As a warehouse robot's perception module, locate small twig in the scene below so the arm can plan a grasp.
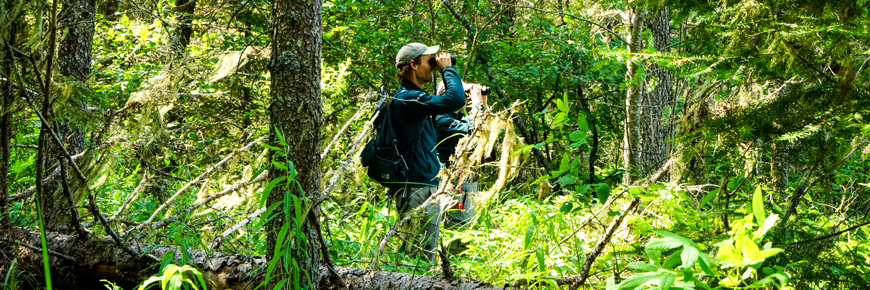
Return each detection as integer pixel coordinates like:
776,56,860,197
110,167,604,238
322,101,372,159
135,171,268,239
2,238,75,263
208,206,266,250
791,220,870,246
438,240,454,279
60,157,89,238
110,175,149,221
570,197,641,289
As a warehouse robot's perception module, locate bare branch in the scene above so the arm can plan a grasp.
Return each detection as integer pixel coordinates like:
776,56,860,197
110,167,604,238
124,136,267,236
208,206,266,250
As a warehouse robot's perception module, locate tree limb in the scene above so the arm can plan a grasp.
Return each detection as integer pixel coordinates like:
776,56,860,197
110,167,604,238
492,3,628,45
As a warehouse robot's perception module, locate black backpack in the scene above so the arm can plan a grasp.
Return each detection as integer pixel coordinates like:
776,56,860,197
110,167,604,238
360,89,424,186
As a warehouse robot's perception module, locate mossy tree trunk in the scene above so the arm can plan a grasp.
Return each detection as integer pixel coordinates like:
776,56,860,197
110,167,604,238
42,0,95,232
0,13,19,270
266,0,323,288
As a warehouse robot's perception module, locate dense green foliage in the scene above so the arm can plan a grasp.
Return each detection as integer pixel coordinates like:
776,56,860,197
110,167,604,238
1,0,869,289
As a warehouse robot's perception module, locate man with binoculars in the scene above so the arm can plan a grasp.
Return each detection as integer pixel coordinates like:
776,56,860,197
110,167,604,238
388,42,466,261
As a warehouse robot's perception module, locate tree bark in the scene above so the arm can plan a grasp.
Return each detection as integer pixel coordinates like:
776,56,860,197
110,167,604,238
637,7,673,177
623,7,674,183
174,0,196,51
267,0,323,288
14,229,510,290
622,8,644,184
1,16,18,270
42,0,95,232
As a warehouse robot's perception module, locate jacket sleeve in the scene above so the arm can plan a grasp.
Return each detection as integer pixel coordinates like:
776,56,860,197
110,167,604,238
395,67,465,116
435,113,473,136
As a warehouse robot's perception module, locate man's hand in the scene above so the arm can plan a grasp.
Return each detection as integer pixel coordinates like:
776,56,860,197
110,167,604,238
433,52,453,70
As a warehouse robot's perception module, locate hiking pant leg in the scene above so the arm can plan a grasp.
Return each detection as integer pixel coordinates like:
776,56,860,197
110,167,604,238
405,186,440,261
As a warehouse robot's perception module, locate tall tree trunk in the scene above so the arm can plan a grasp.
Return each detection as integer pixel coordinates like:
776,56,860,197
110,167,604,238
623,7,674,183
42,0,95,231
637,7,673,176
174,0,195,51
0,16,19,270
622,8,644,184
266,0,323,288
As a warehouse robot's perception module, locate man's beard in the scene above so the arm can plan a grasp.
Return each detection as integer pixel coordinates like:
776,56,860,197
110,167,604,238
421,70,434,83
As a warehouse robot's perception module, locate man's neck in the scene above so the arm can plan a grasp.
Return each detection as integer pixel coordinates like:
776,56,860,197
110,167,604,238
405,76,426,91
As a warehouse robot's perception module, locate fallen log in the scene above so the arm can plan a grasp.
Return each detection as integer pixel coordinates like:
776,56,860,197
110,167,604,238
15,229,510,290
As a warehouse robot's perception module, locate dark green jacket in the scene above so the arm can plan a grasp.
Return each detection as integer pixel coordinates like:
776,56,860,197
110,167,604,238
435,112,472,164
389,66,465,188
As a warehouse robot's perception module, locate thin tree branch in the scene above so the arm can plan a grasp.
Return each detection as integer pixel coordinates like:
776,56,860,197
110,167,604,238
208,206,266,250
492,3,628,45
60,157,89,238
1,238,76,262
322,100,371,159
124,136,266,237
791,220,870,245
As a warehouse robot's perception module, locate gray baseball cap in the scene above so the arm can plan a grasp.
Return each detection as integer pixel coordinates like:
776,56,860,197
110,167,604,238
395,43,439,68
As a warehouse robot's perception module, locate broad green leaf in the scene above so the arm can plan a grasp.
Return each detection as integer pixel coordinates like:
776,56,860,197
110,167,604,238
618,273,659,290
742,236,759,260
627,261,658,272
681,245,699,269
555,175,577,186
531,174,551,185
595,183,611,204
697,255,715,276
659,272,676,290
698,190,716,208
662,250,681,269
577,114,589,133
559,203,574,214
569,130,586,142
653,230,702,250
140,26,149,41
606,277,618,290
512,144,535,156
717,243,738,262
646,249,662,265
646,237,683,251
752,248,783,260
752,186,765,225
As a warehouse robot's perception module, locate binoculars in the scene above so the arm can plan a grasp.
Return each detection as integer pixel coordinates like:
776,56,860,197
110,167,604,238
428,55,457,68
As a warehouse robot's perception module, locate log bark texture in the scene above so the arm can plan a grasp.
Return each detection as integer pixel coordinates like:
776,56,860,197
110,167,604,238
14,229,510,290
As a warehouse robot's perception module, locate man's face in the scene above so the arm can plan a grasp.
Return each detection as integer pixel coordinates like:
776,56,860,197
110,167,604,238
414,54,435,83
